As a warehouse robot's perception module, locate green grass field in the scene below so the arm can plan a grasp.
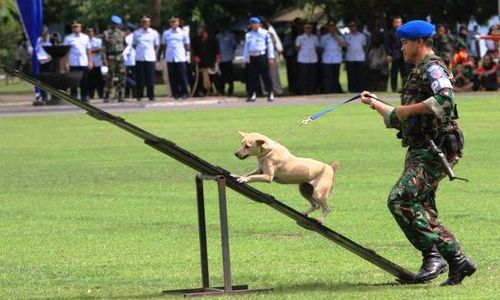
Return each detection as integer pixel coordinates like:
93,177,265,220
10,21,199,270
0,94,498,299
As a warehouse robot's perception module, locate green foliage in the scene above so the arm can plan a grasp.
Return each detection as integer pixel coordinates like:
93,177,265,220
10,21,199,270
0,0,21,66
307,0,497,30
0,94,499,298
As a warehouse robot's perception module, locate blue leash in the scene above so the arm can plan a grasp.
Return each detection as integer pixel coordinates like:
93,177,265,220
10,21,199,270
277,94,394,141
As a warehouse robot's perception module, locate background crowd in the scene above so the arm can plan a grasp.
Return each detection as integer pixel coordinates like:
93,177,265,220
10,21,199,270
13,14,500,104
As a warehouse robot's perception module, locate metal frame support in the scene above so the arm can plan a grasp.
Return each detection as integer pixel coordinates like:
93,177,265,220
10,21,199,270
163,174,271,297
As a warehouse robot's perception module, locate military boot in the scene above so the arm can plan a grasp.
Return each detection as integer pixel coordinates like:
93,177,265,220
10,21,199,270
118,91,124,102
440,251,476,286
413,245,447,283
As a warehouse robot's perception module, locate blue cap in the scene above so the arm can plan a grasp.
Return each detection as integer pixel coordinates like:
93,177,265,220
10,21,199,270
249,17,261,24
111,15,122,25
396,20,435,40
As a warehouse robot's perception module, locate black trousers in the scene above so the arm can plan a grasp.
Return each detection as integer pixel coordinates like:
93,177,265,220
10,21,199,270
390,57,409,92
321,63,343,93
219,61,234,95
69,66,89,101
284,55,298,94
346,61,365,93
88,66,104,98
167,62,189,98
297,62,318,95
39,62,51,101
247,55,272,95
125,66,137,98
136,61,155,100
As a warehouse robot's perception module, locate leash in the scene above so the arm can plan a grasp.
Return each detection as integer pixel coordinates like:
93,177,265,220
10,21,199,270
276,93,395,142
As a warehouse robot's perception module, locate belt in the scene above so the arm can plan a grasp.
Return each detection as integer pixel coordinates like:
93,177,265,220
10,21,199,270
249,51,266,56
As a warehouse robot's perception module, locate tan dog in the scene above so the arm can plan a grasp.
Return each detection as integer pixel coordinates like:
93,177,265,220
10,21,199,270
233,132,338,223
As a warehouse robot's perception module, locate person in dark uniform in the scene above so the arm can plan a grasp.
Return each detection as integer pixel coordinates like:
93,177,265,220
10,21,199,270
385,16,409,92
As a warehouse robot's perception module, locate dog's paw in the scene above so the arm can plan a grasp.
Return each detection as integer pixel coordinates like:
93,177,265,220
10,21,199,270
236,176,249,183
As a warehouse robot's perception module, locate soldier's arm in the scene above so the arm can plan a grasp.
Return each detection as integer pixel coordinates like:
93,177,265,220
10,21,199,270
419,63,455,121
361,91,401,129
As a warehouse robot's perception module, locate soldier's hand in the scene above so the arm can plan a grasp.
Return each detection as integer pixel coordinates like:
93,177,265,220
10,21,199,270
268,59,274,65
360,91,376,105
88,62,93,70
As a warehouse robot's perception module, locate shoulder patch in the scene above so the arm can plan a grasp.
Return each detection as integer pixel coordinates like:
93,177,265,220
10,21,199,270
427,63,452,93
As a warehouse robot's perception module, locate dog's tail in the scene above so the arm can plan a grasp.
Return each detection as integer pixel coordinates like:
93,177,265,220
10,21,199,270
331,160,339,173
330,160,339,191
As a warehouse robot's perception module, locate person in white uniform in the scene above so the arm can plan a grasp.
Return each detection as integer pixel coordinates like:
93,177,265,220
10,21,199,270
320,23,346,93
344,20,367,92
87,27,105,99
63,21,93,102
122,23,137,99
295,22,319,94
133,15,159,101
35,27,52,103
161,16,190,99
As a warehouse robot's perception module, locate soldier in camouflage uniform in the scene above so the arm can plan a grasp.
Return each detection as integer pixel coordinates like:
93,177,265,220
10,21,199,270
103,15,126,102
360,20,476,286
433,24,453,66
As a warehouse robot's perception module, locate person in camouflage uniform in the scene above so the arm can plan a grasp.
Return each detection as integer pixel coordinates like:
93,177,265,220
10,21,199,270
360,20,476,286
433,24,453,66
103,15,126,102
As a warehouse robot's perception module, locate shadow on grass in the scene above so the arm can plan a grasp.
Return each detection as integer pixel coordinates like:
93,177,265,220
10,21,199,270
29,280,433,300
273,279,431,293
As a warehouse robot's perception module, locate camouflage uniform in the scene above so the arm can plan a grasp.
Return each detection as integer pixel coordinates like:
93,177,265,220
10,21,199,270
103,27,126,101
384,53,462,257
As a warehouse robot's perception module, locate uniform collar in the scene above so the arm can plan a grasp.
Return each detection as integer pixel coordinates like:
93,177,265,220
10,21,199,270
416,51,435,67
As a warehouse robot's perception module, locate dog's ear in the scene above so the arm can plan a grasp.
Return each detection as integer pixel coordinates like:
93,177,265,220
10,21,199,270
238,131,248,138
256,139,267,150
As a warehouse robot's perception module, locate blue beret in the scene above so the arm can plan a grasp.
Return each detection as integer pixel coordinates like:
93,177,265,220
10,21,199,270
111,15,122,25
396,20,435,40
249,17,261,24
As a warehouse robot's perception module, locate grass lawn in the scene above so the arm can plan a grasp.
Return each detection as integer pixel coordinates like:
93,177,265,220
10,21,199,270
0,94,498,299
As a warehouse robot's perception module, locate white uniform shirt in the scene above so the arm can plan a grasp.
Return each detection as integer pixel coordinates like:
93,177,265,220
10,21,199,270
89,37,104,67
36,37,52,64
243,27,275,63
63,33,91,66
320,34,344,64
295,33,319,63
161,27,190,63
344,32,366,62
123,33,136,66
133,27,160,62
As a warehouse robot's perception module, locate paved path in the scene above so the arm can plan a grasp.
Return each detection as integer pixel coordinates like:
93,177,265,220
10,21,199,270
0,93,397,117
0,91,494,117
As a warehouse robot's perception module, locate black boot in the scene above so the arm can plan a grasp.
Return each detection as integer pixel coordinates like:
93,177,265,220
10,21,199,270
413,246,447,283
440,251,476,286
